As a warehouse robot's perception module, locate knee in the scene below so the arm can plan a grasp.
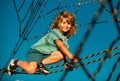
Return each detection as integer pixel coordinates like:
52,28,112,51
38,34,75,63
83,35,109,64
54,54,63,61
57,54,64,60
26,67,36,74
51,51,64,60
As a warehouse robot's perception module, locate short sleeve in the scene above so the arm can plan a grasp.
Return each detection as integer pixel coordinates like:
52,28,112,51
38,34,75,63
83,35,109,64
50,29,68,47
49,29,62,40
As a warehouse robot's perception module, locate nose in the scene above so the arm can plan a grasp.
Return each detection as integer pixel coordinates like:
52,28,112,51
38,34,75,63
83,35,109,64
65,23,69,26
65,23,68,27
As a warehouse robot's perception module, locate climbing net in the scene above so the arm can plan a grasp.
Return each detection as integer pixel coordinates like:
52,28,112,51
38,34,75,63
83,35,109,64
0,0,120,81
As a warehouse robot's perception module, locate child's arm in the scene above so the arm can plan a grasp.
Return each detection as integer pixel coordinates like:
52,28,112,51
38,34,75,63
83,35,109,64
55,39,79,62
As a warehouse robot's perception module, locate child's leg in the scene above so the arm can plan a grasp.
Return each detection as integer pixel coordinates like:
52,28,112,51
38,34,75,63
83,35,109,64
17,61,38,74
42,51,65,65
8,59,38,76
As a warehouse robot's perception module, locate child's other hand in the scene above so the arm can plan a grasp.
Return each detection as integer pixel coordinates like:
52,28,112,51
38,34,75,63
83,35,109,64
72,57,79,63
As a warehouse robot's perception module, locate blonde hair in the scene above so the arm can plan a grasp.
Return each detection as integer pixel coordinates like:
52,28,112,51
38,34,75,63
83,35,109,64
51,11,76,38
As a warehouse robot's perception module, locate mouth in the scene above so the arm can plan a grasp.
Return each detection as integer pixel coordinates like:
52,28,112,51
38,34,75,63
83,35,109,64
63,28,69,32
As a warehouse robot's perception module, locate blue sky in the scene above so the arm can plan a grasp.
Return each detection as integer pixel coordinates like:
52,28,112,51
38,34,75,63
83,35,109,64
0,0,120,81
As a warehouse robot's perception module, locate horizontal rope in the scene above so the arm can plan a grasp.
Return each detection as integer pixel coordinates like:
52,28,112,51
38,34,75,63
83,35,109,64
48,45,120,69
1,52,119,75
0,46,119,75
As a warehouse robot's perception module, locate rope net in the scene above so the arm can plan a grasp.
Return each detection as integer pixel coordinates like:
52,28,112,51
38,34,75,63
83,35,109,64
0,46,120,74
0,0,120,81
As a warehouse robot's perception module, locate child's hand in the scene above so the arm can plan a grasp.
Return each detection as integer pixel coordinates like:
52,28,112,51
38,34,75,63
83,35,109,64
72,57,79,63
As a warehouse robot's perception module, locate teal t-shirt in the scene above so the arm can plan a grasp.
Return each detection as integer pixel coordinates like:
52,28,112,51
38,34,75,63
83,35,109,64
31,29,68,54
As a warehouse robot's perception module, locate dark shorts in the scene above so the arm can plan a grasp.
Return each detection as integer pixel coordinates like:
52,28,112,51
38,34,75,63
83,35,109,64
26,48,50,64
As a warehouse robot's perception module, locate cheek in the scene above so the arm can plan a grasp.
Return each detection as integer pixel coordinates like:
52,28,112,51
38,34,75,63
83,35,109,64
68,25,72,28
60,24,64,28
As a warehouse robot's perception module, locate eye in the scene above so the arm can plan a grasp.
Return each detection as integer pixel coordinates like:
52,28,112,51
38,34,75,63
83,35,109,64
68,22,71,24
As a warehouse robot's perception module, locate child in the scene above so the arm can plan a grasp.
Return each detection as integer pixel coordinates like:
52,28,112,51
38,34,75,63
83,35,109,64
8,11,79,76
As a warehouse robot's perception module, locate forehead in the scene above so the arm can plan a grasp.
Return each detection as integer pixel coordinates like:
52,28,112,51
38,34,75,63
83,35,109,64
60,18,71,22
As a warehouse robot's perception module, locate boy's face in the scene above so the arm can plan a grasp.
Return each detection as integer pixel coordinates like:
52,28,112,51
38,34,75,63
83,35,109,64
59,18,72,33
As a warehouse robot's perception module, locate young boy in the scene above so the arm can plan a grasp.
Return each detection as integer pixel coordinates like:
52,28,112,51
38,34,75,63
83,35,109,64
8,11,79,76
